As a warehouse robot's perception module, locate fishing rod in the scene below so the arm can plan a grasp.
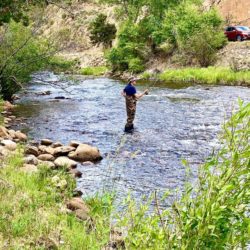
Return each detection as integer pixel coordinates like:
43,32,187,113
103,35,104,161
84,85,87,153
144,72,160,95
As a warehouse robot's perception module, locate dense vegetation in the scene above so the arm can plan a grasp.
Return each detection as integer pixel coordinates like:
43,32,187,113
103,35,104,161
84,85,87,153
89,14,117,47
0,101,249,249
103,0,226,72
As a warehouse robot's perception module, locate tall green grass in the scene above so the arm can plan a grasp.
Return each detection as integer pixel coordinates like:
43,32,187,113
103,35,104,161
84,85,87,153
0,150,112,249
159,67,250,86
80,66,108,76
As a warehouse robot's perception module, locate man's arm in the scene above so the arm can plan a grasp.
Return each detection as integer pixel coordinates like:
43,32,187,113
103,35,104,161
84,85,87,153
135,89,149,99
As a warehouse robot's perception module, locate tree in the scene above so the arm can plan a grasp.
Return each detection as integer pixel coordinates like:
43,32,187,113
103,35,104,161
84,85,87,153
89,14,116,47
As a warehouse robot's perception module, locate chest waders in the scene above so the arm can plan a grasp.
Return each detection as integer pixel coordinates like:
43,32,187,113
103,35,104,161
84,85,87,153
125,95,137,132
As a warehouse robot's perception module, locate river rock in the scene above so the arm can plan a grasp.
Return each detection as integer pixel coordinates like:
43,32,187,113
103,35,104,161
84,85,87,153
52,142,63,148
75,209,89,221
69,140,81,148
81,161,94,166
38,145,47,153
25,155,38,165
43,146,55,155
7,129,16,139
38,154,55,161
73,188,83,197
66,197,90,212
0,126,10,138
4,117,12,123
38,160,56,169
54,156,77,169
20,164,38,173
25,145,39,156
53,146,75,156
15,131,27,141
41,139,53,146
1,140,17,151
69,169,82,178
68,144,102,162
0,146,11,156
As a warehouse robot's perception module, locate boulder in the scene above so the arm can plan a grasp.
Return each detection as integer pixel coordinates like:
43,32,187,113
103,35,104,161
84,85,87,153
54,156,77,169
52,142,63,148
53,146,75,156
25,145,39,156
38,160,56,169
75,209,90,221
69,169,82,178
68,144,102,162
38,145,47,154
7,129,16,139
43,146,55,155
38,154,55,161
1,139,17,151
69,140,81,148
0,126,10,138
15,131,27,141
24,155,38,165
66,197,90,212
4,117,12,123
0,146,11,156
73,188,83,197
20,164,38,173
41,139,53,146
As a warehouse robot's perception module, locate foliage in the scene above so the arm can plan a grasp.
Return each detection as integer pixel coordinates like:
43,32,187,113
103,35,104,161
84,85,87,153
156,4,226,66
0,21,61,100
119,101,250,249
89,14,116,47
0,150,113,249
159,67,250,86
80,66,108,76
106,20,150,72
104,0,226,71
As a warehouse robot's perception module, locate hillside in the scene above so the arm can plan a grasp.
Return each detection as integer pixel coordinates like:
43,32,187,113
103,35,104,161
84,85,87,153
39,0,250,71
39,1,115,67
204,0,250,26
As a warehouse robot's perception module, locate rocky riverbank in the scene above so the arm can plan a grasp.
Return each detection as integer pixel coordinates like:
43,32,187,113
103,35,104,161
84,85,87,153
0,100,124,249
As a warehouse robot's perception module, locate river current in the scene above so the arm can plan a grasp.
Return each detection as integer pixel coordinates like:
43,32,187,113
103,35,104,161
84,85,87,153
13,72,250,204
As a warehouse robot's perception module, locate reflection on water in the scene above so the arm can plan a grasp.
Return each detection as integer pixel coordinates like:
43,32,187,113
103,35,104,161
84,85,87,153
13,72,250,205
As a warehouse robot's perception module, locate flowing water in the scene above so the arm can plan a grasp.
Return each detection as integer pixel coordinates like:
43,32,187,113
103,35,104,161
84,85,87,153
13,72,250,205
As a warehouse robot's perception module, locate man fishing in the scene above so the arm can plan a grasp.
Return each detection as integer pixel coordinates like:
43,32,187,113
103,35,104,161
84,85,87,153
122,77,149,132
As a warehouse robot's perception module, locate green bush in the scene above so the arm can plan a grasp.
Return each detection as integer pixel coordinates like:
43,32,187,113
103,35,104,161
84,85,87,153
128,58,145,73
155,3,226,66
106,21,149,72
89,14,116,47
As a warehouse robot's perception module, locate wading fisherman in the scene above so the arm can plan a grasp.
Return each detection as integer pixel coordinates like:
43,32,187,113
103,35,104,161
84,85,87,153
122,77,148,132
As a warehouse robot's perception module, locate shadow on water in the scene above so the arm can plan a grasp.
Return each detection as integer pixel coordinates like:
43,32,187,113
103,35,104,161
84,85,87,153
12,72,250,207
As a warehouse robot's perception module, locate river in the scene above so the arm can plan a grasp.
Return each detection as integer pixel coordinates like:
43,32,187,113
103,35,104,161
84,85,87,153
12,72,250,205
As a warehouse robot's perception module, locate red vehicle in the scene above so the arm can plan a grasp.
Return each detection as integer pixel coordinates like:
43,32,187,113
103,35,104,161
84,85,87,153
225,26,250,41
